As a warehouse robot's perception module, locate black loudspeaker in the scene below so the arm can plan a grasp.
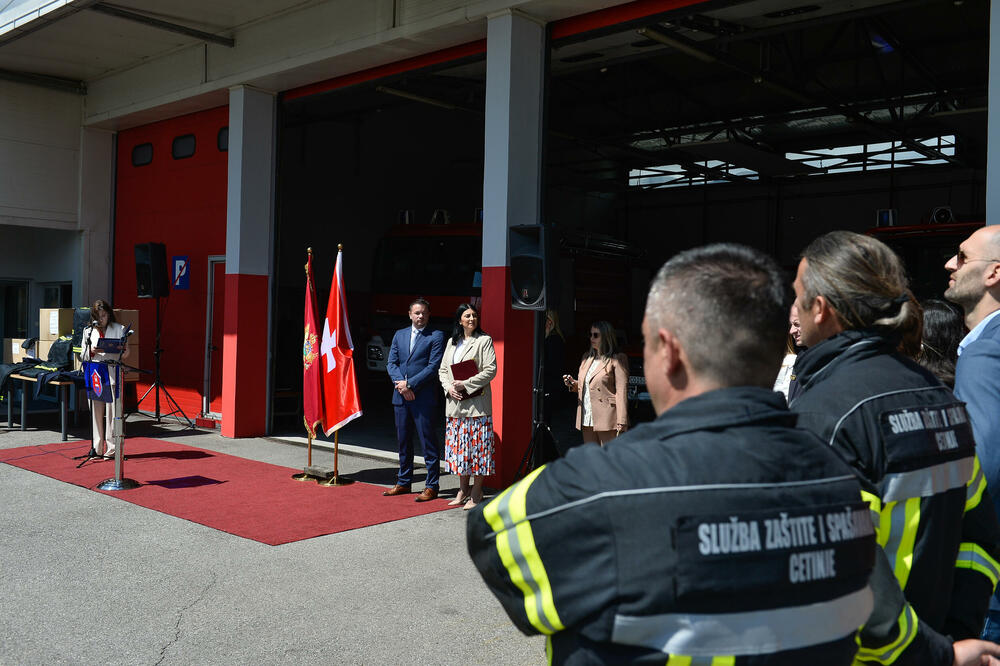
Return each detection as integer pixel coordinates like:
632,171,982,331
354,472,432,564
135,242,169,298
510,225,549,311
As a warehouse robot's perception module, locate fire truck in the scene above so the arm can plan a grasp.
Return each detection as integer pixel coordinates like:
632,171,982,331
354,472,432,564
364,223,482,375
867,219,983,299
362,221,655,421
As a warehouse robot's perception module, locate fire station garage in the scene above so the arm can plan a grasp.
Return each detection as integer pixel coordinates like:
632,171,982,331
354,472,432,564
269,0,990,439
0,0,994,486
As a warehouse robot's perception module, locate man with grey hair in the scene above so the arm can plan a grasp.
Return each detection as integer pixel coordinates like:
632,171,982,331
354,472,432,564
467,243,878,664
944,225,1000,641
790,230,1000,666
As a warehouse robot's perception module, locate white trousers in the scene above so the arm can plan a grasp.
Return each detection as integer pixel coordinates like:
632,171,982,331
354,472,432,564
90,396,121,456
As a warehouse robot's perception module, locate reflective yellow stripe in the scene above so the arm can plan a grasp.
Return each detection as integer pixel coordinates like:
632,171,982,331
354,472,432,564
956,543,1000,588
854,604,918,665
966,456,987,512
894,497,921,590
860,490,882,535
877,496,921,590
482,466,564,634
546,636,553,665
666,656,734,665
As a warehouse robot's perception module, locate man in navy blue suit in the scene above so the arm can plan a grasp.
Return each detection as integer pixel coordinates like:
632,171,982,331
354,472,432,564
384,298,445,502
945,225,1000,640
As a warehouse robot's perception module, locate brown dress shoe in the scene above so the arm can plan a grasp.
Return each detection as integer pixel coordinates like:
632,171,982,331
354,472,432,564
414,487,439,502
382,484,411,496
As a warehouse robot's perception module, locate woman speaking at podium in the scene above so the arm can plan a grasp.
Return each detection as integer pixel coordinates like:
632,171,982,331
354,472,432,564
80,299,130,459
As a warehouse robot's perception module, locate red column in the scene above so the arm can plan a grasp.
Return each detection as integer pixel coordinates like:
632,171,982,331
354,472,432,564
221,273,269,437
481,266,535,488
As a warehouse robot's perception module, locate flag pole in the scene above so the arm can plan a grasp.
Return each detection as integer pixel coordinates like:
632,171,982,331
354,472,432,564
293,247,318,482
318,243,355,487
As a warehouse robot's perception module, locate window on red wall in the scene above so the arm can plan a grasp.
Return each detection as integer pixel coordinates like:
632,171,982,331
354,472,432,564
172,134,196,160
131,143,153,167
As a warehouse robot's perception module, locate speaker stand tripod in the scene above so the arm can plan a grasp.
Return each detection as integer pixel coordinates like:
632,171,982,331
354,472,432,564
515,310,560,481
135,295,194,428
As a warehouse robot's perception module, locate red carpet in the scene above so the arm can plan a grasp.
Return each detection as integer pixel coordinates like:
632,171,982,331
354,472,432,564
0,438,456,545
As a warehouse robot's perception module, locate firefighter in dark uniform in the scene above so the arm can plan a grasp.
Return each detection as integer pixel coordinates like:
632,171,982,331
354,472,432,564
790,231,1000,666
468,244,878,664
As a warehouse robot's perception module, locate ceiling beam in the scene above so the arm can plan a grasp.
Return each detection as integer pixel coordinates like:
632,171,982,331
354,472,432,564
88,3,235,48
636,25,963,167
0,67,86,94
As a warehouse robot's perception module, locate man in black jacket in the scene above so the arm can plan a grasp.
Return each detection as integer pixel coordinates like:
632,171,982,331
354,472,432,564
468,244,879,664
790,230,1000,666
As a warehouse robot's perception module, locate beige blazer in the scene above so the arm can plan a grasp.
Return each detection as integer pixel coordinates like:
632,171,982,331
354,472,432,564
573,353,629,431
438,334,497,418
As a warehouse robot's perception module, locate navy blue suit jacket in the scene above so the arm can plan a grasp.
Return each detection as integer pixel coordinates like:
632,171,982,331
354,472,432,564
956,312,1000,517
386,326,445,407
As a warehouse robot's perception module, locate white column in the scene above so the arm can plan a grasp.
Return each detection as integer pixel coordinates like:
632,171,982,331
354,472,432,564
989,0,1000,225
226,85,276,277
78,127,115,303
483,9,546,266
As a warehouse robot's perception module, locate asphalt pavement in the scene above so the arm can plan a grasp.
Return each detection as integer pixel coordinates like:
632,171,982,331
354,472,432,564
0,410,545,665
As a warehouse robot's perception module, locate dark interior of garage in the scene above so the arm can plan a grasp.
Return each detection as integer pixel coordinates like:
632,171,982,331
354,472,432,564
270,0,988,444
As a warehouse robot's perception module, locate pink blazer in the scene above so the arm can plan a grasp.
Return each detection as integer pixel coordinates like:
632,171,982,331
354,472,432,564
573,353,629,431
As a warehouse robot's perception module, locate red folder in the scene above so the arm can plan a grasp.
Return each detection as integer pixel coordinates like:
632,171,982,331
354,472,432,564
451,359,483,399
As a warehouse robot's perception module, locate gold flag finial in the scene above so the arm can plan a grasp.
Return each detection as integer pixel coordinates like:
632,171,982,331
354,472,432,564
338,243,343,251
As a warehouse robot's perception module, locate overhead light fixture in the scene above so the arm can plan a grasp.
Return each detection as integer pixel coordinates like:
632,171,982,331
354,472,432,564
636,27,717,63
764,5,821,19
375,86,457,111
559,51,604,63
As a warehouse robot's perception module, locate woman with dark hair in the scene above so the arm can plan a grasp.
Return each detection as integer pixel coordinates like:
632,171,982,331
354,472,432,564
918,298,966,387
563,320,629,445
80,299,130,459
438,303,497,510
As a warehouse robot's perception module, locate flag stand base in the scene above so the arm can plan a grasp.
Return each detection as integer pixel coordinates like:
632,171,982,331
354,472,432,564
317,473,354,487
97,477,141,491
291,472,319,482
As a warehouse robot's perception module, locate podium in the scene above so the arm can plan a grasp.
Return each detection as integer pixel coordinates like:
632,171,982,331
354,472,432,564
83,335,139,491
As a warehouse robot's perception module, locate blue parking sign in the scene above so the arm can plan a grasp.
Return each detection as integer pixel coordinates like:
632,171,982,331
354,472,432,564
172,255,190,290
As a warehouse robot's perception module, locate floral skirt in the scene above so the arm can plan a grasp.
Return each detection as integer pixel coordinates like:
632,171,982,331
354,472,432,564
445,415,495,476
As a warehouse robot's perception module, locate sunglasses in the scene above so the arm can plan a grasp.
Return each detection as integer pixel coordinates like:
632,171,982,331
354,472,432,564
956,248,1000,266
590,332,601,338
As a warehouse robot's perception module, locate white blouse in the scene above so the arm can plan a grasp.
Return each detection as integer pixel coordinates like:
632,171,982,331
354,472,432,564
581,358,601,427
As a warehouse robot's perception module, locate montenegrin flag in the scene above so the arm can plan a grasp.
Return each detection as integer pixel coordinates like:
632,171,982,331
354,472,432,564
302,248,324,438
320,246,362,434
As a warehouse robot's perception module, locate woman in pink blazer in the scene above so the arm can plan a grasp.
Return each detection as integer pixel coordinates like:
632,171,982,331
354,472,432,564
563,320,629,446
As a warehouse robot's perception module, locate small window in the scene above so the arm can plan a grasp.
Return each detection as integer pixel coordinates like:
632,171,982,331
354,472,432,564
42,283,73,308
217,127,228,152
172,134,196,160
131,143,153,167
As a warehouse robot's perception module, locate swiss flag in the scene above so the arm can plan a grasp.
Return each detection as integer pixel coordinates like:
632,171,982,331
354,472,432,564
320,246,362,434
302,249,324,438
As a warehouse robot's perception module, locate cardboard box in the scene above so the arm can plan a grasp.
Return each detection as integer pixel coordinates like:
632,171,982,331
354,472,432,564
37,339,55,362
40,308,74,340
113,309,140,346
11,338,36,363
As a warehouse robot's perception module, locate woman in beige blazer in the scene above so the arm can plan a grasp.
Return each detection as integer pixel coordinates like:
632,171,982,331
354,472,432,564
439,303,497,510
563,320,629,446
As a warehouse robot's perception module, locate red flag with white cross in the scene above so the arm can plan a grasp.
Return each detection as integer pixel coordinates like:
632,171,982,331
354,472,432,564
320,246,362,434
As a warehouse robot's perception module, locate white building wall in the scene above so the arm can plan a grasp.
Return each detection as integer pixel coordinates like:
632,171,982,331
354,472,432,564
0,80,81,229
0,80,115,333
